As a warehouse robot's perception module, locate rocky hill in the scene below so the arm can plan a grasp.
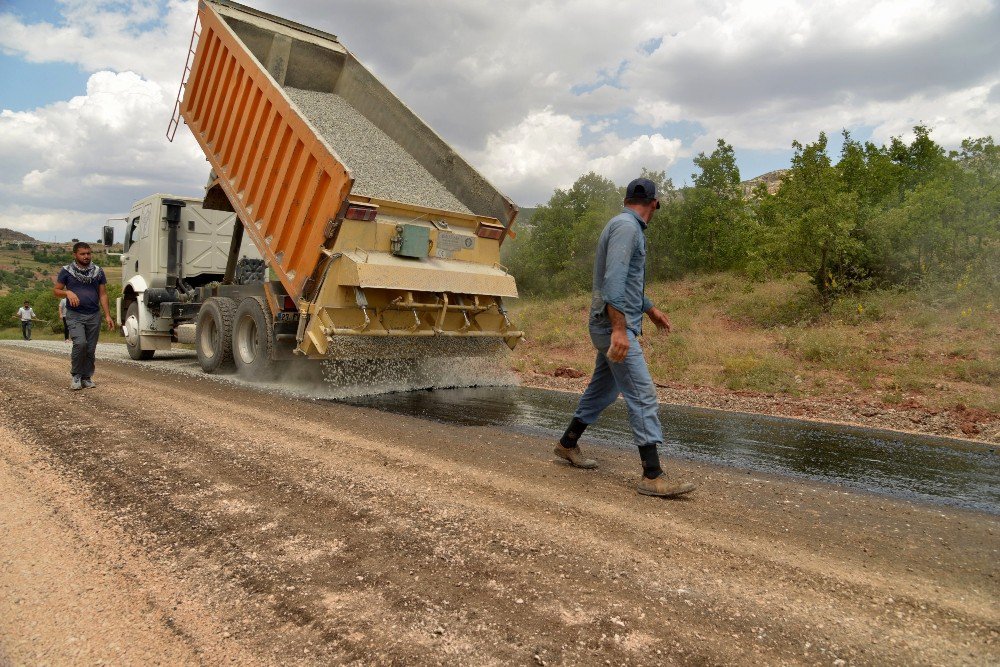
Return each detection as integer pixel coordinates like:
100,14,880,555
0,228,40,244
741,169,788,196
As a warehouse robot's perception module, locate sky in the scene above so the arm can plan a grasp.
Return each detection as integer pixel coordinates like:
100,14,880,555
0,0,998,242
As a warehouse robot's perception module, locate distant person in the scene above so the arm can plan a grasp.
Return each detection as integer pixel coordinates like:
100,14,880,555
59,297,69,342
553,178,696,498
53,242,114,390
14,300,37,340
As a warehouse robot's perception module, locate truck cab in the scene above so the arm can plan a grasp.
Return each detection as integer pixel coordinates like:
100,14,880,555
119,194,261,358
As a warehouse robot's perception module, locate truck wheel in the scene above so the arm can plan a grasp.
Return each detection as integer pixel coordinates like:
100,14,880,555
233,297,275,380
196,297,237,373
124,300,155,360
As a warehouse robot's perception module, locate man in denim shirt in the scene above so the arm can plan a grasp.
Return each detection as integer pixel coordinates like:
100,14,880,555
554,178,696,498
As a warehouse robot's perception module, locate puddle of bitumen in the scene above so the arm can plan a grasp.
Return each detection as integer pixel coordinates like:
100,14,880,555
341,386,1000,514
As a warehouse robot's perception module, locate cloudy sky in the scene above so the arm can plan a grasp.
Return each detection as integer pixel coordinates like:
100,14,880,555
1,0,998,241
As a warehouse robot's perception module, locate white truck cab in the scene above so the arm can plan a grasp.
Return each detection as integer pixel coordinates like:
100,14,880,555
119,194,261,358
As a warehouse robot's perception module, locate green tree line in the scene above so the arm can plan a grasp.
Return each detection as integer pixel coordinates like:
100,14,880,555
505,127,999,305
1,268,122,332
2,286,62,330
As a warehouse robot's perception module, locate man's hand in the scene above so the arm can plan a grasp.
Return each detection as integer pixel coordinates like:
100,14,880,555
104,314,115,331
606,305,631,363
65,290,80,308
647,307,672,334
608,328,630,363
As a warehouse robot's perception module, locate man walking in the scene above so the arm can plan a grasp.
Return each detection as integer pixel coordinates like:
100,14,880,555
54,242,115,390
554,177,696,498
14,300,37,340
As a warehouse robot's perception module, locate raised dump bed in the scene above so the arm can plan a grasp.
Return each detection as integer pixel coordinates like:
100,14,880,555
178,0,517,303
162,0,521,376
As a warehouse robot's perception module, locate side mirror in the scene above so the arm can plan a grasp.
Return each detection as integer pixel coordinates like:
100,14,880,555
102,226,114,246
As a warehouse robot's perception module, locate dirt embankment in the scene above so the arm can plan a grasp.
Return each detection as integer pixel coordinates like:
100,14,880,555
0,345,996,665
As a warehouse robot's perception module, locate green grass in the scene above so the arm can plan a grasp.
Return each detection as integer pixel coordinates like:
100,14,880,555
720,353,797,394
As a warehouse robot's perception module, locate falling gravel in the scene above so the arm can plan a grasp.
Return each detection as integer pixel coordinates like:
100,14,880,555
285,87,472,214
2,340,515,400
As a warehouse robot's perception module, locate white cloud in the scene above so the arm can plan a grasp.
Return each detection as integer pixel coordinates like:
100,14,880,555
0,0,197,86
476,109,682,204
688,75,1000,153
476,108,589,202
631,100,684,127
627,0,999,151
588,133,683,185
0,69,207,238
0,204,116,240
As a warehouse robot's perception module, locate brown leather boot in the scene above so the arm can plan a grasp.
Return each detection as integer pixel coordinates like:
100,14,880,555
636,475,696,497
553,444,598,469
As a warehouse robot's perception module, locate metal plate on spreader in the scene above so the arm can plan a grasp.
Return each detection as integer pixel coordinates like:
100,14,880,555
434,230,476,258
392,224,430,258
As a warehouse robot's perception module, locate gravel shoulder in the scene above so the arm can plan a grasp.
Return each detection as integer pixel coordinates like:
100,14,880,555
521,370,1000,445
0,343,996,665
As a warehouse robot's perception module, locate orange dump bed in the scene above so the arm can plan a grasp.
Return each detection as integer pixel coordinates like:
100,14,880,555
177,0,517,303
180,2,351,302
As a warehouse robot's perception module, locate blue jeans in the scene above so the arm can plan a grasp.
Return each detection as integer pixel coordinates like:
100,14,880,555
573,328,663,447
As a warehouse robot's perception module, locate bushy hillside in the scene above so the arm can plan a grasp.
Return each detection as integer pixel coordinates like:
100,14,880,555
509,272,998,415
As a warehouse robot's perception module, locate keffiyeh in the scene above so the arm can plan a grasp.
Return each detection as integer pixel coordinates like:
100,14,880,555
63,261,103,284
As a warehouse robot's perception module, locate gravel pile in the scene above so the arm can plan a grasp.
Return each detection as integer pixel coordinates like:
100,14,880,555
285,87,472,214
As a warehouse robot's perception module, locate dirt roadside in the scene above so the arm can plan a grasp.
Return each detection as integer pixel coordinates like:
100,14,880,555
0,345,996,665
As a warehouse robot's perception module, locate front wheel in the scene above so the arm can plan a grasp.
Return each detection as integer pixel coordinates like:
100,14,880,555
124,300,155,360
233,297,276,380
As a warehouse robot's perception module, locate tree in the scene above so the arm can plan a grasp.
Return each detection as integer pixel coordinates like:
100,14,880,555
674,139,751,272
888,124,949,194
636,168,679,280
771,133,862,301
508,172,620,295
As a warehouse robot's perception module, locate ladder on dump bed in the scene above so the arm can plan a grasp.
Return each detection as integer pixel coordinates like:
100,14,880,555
166,13,202,142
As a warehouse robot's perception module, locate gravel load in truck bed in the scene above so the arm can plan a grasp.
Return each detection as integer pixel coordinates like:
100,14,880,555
284,87,472,214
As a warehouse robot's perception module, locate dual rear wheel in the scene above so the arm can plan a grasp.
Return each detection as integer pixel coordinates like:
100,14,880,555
195,296,276,379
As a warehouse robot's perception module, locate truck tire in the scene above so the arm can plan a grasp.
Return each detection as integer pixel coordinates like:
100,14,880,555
232,297,276,380
124,300,155,360
196,297,237,373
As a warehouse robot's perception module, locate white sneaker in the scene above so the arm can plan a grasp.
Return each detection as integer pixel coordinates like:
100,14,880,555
82,378,96,389
71,377,83,391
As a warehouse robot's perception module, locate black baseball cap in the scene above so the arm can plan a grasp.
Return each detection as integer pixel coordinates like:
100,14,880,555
626,177,660,209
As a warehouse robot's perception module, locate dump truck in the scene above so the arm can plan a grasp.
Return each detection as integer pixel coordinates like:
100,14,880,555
119,0,521,378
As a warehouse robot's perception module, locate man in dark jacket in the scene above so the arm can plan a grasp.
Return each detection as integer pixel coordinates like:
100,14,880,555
554,178,696,498
53,242,114,390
